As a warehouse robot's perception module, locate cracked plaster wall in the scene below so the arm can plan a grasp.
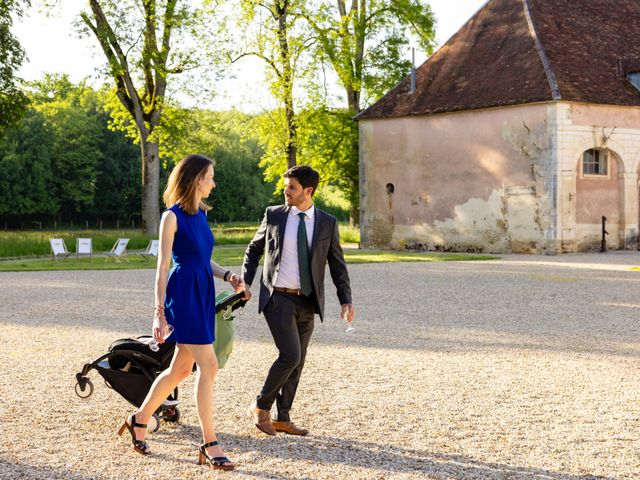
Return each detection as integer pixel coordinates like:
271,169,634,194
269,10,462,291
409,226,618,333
359,103,554,253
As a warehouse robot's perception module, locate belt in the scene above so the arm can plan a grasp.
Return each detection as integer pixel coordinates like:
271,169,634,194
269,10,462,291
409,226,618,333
273,286,304,296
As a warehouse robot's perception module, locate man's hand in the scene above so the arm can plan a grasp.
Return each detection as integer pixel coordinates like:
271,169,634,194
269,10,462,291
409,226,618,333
341,303,355,323
240,286,252,301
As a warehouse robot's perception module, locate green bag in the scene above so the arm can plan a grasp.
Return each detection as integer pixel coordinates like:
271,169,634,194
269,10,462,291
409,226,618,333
214,290,245,368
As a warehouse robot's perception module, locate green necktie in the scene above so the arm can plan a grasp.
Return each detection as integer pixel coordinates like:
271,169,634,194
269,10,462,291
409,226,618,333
297,212,313,296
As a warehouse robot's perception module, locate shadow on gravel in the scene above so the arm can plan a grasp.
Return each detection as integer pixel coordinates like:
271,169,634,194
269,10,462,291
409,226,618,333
0,459,96,480
0,433,616,480
222,433,614,480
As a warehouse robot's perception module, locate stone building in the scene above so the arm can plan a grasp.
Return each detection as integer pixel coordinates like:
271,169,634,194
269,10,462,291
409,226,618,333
356,0,640,253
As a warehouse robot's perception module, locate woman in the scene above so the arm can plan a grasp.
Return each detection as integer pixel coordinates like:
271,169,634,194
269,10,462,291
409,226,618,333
117,154,243,471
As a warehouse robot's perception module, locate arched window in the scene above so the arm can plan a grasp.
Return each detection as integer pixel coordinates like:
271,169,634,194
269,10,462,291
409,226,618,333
582,148,608,176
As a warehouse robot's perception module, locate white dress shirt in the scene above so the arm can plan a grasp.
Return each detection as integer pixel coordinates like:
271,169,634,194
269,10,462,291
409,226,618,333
274,205,315,290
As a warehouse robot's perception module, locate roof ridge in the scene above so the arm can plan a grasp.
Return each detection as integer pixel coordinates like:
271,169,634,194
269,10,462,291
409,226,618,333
522,0,561,100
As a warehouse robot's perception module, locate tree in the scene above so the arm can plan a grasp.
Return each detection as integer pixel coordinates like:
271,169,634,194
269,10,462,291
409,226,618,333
154,107,277,222
29,75,102,218
300,0,436,223
296,107,358,214
303,0,436,113
0,109,56,218
230,0,312,170
0,0,29,130
79,0,214,234
90,102,142,221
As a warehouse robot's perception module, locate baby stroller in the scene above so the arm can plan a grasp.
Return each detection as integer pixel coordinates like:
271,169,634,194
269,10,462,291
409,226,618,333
74,290,247,432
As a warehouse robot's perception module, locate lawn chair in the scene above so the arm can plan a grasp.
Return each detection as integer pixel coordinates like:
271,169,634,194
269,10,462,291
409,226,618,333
105,238,129,262
76,238,93,261
50,238,71,261
138,239,159,261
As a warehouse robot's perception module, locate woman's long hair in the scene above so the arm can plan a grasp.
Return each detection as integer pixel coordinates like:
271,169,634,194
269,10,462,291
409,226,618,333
163,154,213,215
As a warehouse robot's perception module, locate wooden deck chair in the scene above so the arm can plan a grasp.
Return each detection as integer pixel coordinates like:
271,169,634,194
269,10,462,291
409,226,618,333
138,239,159,261
76,238,93,261
50,238,71,261
105,238,129,262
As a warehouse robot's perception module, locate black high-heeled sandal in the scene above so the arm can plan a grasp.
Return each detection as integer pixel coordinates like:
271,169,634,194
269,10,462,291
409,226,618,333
198,440,235,471
117,414,151,455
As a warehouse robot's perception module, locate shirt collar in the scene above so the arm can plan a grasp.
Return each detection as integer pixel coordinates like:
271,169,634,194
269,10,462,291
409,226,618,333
290,204,315,220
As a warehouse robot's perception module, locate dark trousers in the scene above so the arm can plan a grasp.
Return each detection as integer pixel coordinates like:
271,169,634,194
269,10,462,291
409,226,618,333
256,291,315,422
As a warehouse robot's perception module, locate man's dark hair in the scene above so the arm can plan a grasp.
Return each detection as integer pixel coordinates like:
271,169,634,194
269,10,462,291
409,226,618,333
283,165,320,196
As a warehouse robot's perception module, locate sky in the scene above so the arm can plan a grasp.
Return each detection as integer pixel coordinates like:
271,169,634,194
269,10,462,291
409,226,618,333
13,1,487,111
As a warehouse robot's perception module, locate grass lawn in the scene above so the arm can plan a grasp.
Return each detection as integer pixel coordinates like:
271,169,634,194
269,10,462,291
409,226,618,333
0,245,498,272
0,224,359,258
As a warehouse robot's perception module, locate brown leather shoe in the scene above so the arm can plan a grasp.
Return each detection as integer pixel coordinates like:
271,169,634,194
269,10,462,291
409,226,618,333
272,421,309,436
248,402,276,436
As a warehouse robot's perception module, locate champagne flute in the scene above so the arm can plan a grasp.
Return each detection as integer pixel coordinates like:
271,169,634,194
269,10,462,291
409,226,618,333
149,324,174,352
342,309,355,333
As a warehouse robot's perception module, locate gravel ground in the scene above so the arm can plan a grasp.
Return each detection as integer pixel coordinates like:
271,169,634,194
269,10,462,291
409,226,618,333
1,253,640,479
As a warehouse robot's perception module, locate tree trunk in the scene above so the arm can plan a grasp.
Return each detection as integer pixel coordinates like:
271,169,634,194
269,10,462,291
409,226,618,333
350,205,358,227
285,96,297,169
277,1,297,169
140,135,160,235
347,87,360,116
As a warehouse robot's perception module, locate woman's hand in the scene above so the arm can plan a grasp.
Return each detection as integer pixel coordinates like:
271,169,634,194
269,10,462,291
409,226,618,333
228,273,245,291
153,308,168,342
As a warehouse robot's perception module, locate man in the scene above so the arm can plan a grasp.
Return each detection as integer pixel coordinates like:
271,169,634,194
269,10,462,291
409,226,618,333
241,165,355,436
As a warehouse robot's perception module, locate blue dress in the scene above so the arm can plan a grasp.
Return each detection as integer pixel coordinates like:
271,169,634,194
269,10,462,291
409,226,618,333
164,204,216,344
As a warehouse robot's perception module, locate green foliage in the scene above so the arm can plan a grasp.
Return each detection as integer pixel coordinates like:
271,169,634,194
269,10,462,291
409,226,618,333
0,229,153,258
0,0,29,130
0,109,57,216
297,107,359,214
287,1,438,222
302,0,436,111
0,74,278,225
227,2,437,222
314,186,350,221
165,109,277,222
78,0,224,234
32,76,102,215
338,223,360,243
0,75,142,223
0,242,498,271
251,109,289,189
342,250,499,264
0,225,258,258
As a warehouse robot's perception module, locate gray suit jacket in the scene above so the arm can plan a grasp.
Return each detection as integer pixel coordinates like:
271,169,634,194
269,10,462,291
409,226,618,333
242,205,352,320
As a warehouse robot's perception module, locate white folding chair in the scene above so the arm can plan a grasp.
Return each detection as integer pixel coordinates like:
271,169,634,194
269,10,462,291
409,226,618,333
138,239,159,261
105,238,129,262
50,238,71,261
76,238,93,261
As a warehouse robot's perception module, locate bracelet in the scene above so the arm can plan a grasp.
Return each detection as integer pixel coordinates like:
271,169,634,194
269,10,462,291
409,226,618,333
223,270,231,282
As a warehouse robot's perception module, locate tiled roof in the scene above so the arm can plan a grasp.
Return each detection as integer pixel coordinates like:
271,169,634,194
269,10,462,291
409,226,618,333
356,0,640,120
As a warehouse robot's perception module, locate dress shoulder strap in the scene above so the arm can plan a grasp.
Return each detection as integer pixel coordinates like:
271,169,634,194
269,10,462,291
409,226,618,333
163,204,183,228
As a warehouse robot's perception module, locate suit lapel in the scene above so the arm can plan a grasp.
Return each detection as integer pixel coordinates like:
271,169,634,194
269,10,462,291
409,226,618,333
277,206,289,250
310,208,321,257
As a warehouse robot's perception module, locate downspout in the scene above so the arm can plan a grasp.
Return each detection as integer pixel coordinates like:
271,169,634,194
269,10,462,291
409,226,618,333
522,0,562,252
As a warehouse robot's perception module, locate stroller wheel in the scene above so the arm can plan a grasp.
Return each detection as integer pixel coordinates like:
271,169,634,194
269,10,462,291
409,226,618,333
148,413,161,433
163,407,180,423
74,378,94,399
